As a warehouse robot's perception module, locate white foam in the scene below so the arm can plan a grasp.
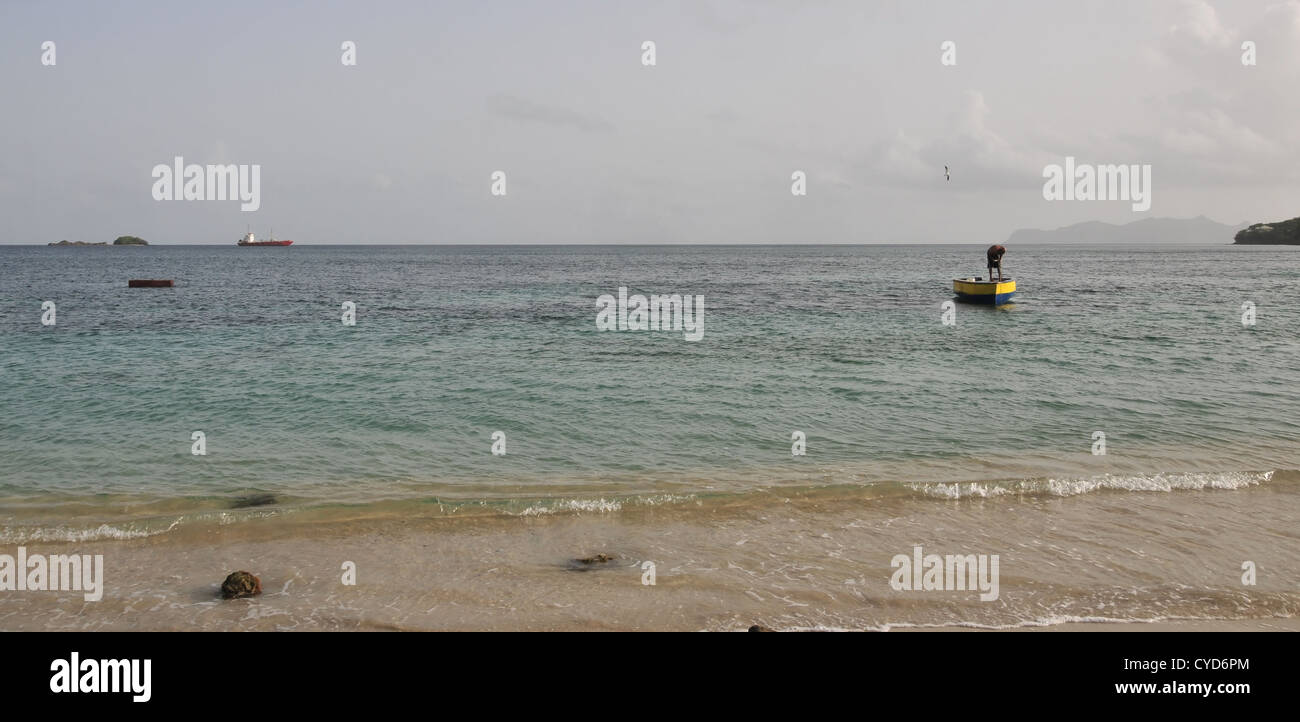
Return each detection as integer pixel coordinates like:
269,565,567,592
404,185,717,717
909,470,1272,500
771,613,1283,633
515,493,695,517
518,498,622,516
0,518,182,543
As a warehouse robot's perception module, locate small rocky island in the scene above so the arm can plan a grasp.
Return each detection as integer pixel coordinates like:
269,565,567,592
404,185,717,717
1234,217,1300,245
49,236,149,246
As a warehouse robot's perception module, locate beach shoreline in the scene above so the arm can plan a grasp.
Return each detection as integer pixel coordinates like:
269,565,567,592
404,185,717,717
3,480,1296,632
888,619,1300,632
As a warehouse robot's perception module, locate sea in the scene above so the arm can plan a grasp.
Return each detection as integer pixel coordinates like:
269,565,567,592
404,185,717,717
1,243,1297,630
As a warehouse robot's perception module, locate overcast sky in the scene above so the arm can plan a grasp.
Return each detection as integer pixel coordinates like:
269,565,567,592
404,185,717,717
1,0,1297,244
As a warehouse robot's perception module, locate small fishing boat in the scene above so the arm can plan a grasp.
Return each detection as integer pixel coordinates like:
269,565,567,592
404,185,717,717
953,277,1016,305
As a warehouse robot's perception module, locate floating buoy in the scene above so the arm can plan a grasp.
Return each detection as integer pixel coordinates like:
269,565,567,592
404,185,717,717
128,279,173,288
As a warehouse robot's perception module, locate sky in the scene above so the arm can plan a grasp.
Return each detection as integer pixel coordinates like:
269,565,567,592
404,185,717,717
1,0,1297,244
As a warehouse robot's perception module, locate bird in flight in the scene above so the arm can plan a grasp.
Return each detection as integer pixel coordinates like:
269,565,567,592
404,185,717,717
944,165,950,181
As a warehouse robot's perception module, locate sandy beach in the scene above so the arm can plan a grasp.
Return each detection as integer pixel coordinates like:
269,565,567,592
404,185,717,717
3,478,1296,632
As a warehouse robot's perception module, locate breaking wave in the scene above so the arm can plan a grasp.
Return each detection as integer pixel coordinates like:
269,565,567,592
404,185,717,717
908,470,1274,499
0,519,183,543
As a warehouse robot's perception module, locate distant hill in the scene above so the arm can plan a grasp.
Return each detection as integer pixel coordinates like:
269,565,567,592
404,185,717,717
1234,216,1300,245
1007,216,1247,244
48,236,149,246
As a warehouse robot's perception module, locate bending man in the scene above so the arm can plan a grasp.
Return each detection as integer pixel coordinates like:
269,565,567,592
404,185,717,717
986,244,1006,282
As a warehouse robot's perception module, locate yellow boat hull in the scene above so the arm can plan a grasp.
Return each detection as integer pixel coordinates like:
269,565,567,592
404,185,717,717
953,278,1016,305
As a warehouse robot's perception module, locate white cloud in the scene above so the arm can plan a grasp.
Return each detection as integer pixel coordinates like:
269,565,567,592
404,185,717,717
854,91,1048,190
1168,0,1233,47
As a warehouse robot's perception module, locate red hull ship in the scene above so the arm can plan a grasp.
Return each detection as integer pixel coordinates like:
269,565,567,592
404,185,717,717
237,231,292,246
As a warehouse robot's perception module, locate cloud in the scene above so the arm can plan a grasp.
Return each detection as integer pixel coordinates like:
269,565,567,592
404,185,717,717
1168,0,1233,47
682,0,763,33
1133,0,1300,185
1169,108,1275,156
705,107,742,126
1271,0,1300,33
851,91,1049,190
485,95,614,132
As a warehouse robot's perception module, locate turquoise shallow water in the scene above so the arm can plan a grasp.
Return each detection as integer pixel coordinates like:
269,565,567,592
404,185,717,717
2,243,1299,529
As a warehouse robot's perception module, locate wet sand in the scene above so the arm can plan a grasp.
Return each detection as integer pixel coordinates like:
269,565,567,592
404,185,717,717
2,478,1297,631
896,619,1300,632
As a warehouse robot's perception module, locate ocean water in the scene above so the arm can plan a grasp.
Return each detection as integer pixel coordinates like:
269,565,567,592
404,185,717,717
2,243,1299,538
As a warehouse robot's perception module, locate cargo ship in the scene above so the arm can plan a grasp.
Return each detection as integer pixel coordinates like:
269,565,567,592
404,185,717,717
237,230,292,246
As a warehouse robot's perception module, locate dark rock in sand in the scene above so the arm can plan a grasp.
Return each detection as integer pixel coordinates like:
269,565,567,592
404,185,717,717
748,625,775,632
565,553,617,571
230,493,277,509
220,571,262,599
